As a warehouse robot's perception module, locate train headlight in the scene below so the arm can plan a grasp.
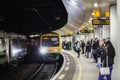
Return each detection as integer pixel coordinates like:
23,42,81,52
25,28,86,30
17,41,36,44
39,48,47,54
54,49,58,52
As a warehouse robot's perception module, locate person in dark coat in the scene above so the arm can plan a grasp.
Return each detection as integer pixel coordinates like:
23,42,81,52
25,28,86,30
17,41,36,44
97,40,107,80
85,39,91,58
105,39,115,80
92,38,100,62
81,40,85,54
97,39,115,80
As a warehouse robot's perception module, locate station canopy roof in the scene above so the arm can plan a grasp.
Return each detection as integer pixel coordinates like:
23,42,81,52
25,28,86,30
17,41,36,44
0,0,116,35
0,0,68,35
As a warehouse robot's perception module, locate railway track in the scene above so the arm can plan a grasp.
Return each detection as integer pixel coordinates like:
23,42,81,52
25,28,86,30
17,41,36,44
0,54,63,80
28,62,58,80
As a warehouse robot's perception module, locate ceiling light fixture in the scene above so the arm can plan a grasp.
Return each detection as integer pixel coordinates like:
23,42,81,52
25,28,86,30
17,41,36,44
92,12,95,15
71,0,77,6
88,20,91,23
93,2,98,7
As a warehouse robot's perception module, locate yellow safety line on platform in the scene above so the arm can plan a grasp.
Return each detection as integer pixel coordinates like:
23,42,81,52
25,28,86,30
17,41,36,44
77,58,82,80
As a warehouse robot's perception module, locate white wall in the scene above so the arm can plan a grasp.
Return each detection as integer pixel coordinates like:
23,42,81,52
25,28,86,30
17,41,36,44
94,25,110,39
94,25,101,39
102,25,110,38
95,28,100,38
110,5,119,80
117,1,120,79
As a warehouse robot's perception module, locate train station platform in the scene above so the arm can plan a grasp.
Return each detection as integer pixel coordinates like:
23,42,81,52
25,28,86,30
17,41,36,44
52,49,99,80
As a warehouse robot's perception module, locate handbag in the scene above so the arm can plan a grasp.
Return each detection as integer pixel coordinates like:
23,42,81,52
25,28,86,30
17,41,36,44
100,67,110,75
100,55,110,75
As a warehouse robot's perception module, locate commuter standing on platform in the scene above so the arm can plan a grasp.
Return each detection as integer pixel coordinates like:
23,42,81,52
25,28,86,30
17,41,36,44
96,40,107,80
81,40,85,54
85,39,91,58
74,40,81,58
97,39,115,80
92,38,100,62
104,38,115,80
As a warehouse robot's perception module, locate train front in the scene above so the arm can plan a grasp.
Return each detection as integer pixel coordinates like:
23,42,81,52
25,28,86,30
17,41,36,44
39,33,61,61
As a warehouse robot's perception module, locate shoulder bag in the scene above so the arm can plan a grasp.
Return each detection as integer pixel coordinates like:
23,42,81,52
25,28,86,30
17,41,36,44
100,54,110,75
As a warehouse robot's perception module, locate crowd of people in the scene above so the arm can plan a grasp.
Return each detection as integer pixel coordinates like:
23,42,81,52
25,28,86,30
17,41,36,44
73,37,115,80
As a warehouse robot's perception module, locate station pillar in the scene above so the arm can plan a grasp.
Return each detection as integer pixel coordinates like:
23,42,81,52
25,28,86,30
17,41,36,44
110,4,120,80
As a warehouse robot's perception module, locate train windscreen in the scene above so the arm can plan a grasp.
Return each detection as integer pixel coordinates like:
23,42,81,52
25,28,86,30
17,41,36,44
42,36,59,47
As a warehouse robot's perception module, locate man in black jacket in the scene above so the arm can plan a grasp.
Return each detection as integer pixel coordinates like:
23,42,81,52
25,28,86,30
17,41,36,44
81,40,85,54
105,39,115,80
92,38,100,62
106,40,115,66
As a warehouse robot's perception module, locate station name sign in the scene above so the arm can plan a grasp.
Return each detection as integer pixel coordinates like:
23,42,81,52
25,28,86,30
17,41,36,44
92,19,110,25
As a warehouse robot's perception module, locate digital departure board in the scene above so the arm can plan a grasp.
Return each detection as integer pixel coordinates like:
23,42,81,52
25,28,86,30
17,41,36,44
92,19,110,25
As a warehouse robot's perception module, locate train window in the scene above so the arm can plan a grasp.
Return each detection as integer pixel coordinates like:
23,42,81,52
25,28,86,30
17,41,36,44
51,37,58,41
42,36,59,47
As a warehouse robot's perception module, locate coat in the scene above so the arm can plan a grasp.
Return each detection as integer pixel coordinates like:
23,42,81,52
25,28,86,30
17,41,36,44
106,41,115,66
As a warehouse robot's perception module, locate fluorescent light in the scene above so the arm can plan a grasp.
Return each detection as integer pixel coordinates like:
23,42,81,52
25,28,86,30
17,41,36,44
0,40,2,44
89,18,93,21
88,20,92,23
92,12,95,15
71,0,77,5
94,3,98,7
